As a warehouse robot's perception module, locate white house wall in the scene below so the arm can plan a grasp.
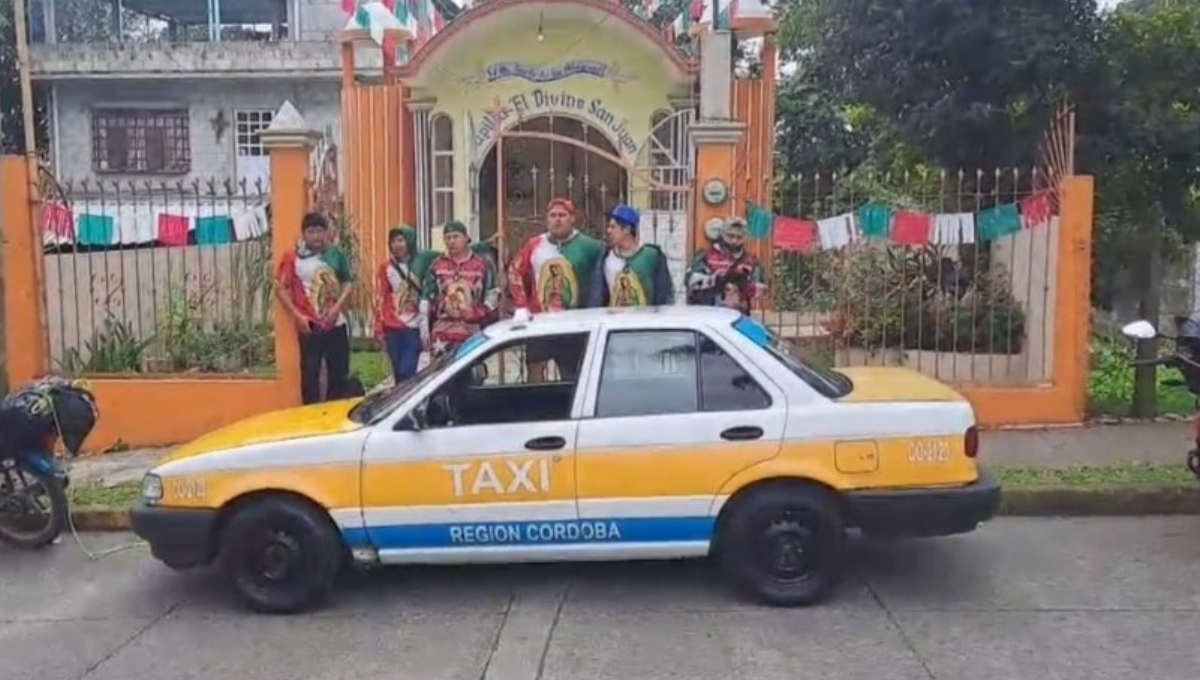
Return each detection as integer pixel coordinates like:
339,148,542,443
52,80,342,186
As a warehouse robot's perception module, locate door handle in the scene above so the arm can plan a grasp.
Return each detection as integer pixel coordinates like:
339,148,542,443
525,436,567,451
720,426,764,441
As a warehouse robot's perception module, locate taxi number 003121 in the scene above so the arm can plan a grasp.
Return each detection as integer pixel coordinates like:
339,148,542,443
907,439,950,464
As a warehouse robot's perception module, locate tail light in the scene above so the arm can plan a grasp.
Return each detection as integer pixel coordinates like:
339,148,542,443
964,426,979,459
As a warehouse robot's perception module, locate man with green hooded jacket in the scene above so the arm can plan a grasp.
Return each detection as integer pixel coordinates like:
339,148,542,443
374,226,434,383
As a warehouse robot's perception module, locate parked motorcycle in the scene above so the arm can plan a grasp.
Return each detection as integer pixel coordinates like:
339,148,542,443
0,377,98,549
1121,315,1200,481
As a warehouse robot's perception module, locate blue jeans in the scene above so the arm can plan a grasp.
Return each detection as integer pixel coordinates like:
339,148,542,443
384,327,422,384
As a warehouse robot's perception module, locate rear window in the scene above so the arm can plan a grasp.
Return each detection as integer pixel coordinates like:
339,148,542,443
731,317,853,398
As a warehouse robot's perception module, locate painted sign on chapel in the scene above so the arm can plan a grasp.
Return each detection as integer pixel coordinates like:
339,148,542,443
470,88,640,158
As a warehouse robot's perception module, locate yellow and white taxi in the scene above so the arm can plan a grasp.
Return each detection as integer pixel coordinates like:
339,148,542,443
131,306,1000,614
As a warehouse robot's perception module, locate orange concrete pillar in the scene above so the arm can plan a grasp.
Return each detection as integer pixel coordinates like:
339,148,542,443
259,101,319,406
690,122,746,253
0,156,48,386
1056,175,1095,420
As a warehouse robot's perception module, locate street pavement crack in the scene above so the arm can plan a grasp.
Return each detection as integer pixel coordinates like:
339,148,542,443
76,601,180,680
867,580,937,680
478,593,516,680
532,581,568,680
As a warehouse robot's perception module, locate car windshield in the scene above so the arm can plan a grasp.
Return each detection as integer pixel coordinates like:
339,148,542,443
731,316,853,398
347,354,451,425
347,330,494,425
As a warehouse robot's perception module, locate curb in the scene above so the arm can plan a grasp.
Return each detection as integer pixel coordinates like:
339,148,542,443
999,485,1200,516
67,485,1200,533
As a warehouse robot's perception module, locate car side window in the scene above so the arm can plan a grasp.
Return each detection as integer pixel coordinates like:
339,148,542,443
698,333,771,412
431,331,589,427
595,330,700,418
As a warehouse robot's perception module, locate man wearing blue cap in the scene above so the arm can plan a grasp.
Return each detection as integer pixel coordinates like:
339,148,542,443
587,203,675,307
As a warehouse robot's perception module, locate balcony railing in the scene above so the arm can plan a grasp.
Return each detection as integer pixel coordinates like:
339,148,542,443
29,0,295,45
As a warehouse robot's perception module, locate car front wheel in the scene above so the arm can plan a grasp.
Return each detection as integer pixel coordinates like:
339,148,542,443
218,496,344,614
717,483,847,607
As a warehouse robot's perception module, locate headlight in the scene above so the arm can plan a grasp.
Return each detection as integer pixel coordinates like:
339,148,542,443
140,473,163,502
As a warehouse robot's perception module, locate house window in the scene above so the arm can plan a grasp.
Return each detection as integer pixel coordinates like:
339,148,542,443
91,108,191,174
431,114,455,227
234,110,275,158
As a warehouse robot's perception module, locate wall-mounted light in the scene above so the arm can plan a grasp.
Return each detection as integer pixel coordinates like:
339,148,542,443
536,11,545,42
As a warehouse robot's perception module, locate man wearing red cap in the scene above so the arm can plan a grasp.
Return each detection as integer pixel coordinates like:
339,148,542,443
508,198,604,380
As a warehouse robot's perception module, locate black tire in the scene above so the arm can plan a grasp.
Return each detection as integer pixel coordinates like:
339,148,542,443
218,496,345,615
0,460,68,550
716,482,847,607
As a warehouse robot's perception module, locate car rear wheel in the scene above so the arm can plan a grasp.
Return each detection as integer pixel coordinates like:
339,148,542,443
717,483,847,607
218,496,344,615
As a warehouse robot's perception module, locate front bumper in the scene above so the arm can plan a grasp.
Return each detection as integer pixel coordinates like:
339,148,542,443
844,468,1002,538
130,500,219,570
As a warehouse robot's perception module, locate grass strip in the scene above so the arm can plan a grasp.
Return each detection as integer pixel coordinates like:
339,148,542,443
994,463,1194,487
69,481,143,508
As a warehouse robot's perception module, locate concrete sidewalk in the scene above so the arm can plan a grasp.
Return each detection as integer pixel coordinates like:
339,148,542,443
65,422,1197,489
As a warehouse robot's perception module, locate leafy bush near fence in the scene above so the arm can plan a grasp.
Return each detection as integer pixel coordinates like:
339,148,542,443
773,245,1027,354
56,233,276,374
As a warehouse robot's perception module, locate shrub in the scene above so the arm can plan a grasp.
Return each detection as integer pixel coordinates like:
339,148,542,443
776,244,1027,355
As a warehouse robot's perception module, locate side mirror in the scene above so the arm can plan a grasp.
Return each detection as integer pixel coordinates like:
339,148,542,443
1121,320,1158,341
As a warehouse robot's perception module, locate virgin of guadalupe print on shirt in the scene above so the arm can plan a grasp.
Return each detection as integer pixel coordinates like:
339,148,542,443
441,278,475,319
611,270,648,307
388,267,420,317
537,257,579,311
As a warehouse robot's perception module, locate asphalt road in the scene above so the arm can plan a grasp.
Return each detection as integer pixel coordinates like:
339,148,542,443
4,517,1200,680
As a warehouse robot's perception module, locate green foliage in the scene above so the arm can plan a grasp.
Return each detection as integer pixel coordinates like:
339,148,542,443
776,0,1102,168
351,351,389,389
1086,1,1200,268
156,235,275,373
1087,334,1194,416
57,313,153,374
158,287,272,373
777,245,1026,355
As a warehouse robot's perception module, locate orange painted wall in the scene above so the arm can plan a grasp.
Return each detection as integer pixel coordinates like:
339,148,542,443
341,80,414,301
729,50,777,291
1,138,313,451
960,175,1093,428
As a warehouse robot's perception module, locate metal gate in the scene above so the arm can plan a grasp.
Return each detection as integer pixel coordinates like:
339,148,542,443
632,108,695,303
483,114,629,257
485,108,694,271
